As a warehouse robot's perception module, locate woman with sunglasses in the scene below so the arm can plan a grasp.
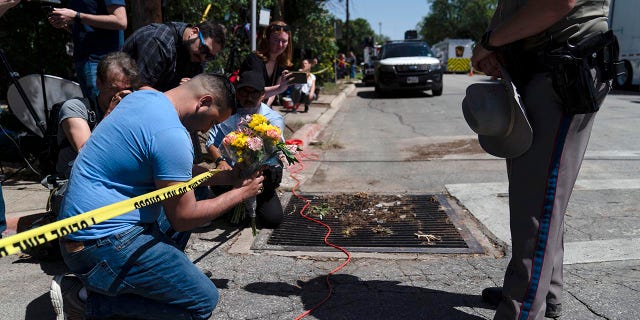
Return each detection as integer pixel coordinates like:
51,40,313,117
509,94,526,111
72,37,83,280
240,20,295,107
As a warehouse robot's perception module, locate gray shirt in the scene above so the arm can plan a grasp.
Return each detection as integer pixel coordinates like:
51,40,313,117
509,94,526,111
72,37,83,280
56,98,91,178
493,0,610,49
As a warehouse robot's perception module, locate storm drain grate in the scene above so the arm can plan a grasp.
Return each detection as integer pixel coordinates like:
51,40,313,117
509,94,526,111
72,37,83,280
252,194,483,254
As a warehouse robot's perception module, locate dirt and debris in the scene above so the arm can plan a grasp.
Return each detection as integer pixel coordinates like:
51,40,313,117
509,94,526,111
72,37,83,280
414,231,442,245
406,138,484,160
305,192,441,243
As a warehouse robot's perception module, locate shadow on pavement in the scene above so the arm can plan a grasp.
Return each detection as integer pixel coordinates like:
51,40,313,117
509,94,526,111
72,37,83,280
25,292,55,320
356,90,433,100
245,274,490,319
609,89,640,97
12,255,68,275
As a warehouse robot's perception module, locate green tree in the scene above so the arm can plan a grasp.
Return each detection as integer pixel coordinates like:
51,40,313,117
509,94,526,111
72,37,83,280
0,2,75,102
163,0,337,83
281,0,338,84
0,0,340,102
334,18,375,56
418,0,496,45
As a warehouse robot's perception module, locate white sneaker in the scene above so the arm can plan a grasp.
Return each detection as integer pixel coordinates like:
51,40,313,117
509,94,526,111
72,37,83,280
50,274,85,320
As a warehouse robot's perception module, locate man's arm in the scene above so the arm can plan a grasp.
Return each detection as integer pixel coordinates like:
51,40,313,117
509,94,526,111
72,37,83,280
50,4,127,30
61,118,92,152
472,0,576,76
156,175,263,232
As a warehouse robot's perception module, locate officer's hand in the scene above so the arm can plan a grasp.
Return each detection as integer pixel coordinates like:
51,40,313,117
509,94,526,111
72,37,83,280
473,54,502,78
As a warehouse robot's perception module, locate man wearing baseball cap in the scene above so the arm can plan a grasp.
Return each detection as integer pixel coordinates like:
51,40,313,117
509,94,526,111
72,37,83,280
206,70,286,228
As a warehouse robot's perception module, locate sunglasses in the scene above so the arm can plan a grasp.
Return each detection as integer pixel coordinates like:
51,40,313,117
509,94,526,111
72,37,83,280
270,25,290,33
198,32,216,61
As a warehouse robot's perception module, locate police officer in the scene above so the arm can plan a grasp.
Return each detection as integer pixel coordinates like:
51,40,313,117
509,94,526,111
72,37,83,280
471,1,613,319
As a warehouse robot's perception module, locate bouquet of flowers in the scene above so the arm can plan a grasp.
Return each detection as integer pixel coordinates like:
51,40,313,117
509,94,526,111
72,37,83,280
221,114,299,235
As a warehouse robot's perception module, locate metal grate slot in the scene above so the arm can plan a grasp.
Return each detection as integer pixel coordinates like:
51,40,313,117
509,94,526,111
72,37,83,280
252,194,483,254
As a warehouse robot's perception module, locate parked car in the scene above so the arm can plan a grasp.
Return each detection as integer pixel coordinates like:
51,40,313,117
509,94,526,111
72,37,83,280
374,41,443,96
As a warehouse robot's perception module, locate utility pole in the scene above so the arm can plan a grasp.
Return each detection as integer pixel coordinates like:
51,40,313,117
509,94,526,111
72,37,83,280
378,22,382,42
345,0,350,53
251,0,257,51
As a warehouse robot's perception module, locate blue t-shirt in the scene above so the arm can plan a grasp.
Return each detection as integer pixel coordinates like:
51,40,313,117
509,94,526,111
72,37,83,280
206,103,285,164
59,90,193,240
70,0,126,61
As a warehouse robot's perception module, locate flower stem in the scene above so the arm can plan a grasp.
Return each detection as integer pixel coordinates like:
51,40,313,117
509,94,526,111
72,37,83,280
251,217,257,236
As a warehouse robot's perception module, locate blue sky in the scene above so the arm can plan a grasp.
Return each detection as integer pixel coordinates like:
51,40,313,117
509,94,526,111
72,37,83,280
324,0,431,40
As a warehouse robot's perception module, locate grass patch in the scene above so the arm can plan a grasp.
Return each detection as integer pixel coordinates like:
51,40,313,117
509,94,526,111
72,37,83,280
312,139,343,150
318,82,347,95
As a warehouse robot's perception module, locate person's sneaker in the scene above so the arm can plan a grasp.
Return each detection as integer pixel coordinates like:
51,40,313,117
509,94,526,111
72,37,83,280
481,287,563,318
50,274,86,320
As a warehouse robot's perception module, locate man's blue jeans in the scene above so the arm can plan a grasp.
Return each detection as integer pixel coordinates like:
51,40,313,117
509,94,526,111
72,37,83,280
61,224,218,320
75,59,99,99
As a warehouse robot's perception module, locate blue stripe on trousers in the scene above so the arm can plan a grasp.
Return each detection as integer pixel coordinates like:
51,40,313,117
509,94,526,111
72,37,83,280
518,115,572,320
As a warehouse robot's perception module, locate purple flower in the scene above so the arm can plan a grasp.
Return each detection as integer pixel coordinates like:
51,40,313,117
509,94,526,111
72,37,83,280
247,137,263,151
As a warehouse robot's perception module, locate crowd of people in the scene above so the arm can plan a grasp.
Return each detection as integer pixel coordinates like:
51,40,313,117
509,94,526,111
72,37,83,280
44,11,303,318
1,0,616,319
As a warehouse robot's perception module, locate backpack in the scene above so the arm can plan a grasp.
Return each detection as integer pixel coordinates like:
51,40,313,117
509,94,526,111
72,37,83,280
41,97,97,176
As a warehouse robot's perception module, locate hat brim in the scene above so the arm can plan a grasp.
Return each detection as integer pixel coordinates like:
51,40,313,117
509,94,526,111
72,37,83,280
236,82,264,92
476,69,532,158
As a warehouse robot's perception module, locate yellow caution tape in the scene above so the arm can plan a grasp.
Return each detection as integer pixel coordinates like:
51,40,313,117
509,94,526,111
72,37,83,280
311,66,331,75
0,170,220,258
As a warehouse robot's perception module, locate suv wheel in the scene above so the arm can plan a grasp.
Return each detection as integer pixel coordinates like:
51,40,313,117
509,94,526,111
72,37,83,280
432,87,443,96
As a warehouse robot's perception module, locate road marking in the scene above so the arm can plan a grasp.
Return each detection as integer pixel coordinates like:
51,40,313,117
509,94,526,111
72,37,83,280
446,179,640,264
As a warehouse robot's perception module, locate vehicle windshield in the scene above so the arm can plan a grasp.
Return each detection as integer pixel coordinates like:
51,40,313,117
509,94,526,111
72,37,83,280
381,43,434,59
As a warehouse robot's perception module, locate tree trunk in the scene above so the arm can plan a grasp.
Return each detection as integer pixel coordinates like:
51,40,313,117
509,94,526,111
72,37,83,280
130,0,163,32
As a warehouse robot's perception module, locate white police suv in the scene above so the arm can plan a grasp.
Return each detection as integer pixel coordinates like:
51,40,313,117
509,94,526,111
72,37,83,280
374,41,443,96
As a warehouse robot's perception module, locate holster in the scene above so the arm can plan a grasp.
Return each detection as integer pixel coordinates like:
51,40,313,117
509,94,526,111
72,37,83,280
502,30,625,115
545,30,622,114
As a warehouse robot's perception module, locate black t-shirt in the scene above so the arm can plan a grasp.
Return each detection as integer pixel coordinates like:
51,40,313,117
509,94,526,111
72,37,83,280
240,52,285,87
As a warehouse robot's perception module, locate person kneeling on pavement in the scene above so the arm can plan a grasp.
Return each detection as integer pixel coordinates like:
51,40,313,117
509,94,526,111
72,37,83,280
206,70,286,228
51,73,264,320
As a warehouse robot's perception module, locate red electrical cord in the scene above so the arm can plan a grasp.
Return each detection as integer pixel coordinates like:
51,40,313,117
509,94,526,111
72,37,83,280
286,146,352,320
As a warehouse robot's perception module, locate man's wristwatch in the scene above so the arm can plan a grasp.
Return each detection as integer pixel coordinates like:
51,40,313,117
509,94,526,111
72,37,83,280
74,12,81,23
480,30,500,51
214,156,225,166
